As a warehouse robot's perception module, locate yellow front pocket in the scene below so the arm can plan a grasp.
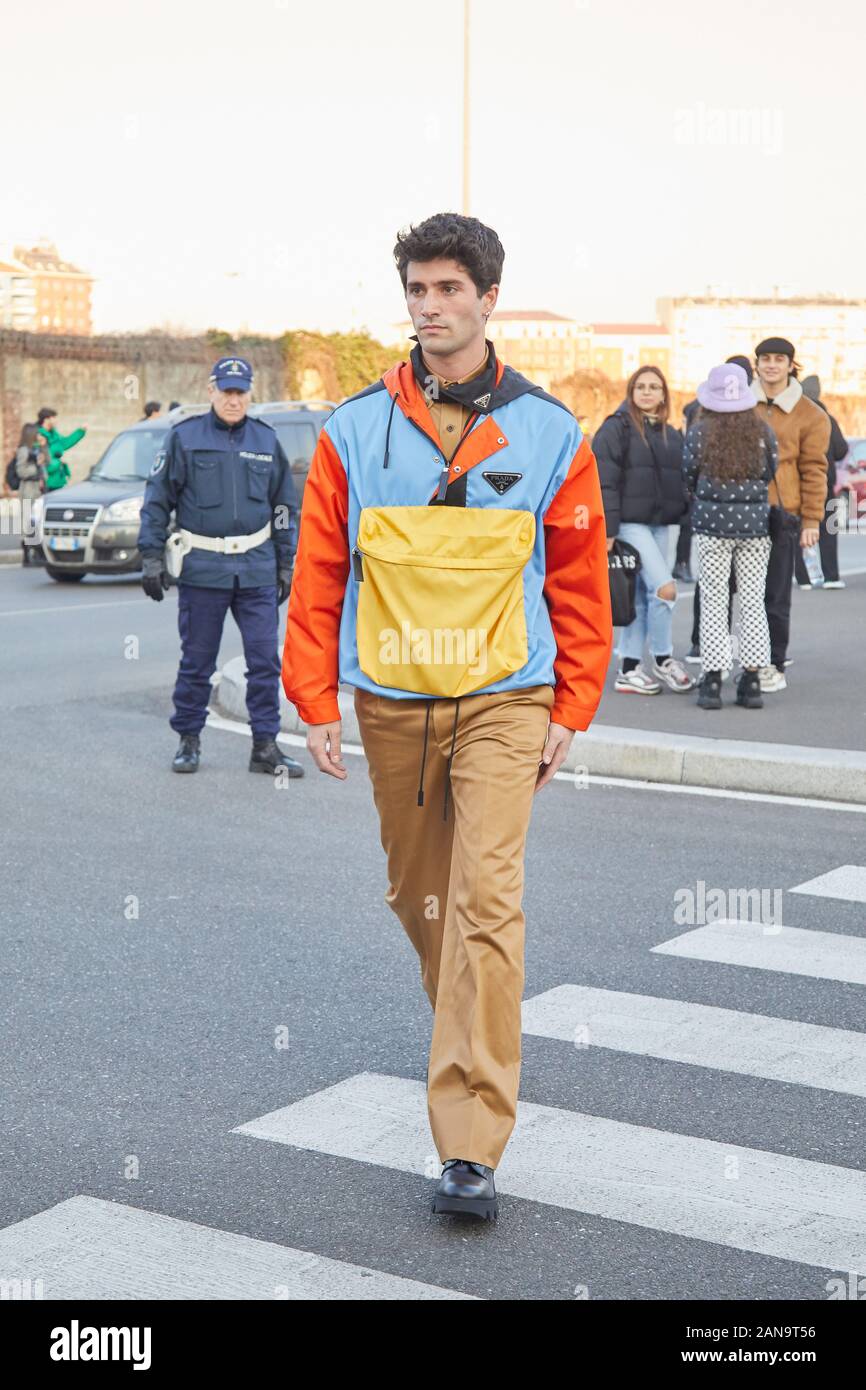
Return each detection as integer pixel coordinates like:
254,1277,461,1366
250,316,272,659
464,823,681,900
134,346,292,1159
353,505,536,697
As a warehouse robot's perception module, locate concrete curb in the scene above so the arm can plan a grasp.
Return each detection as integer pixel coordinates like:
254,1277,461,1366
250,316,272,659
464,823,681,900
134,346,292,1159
214,656,866,805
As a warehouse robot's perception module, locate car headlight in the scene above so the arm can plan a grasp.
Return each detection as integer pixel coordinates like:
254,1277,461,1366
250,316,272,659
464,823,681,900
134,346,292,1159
102,496,144,522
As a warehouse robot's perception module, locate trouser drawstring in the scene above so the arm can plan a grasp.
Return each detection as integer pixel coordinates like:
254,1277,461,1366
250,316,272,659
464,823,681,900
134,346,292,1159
416,697,461,820
417,703,431,806
443,698,461,821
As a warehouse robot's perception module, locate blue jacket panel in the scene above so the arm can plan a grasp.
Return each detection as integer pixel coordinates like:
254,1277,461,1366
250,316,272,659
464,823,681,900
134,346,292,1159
138,409,299,589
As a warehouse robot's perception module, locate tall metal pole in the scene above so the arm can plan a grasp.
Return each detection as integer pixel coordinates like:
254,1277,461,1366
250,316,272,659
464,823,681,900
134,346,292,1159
462,0,471,215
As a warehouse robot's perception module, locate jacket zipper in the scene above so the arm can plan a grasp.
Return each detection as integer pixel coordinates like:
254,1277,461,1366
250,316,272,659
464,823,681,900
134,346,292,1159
231,423,238,523
402,408,479,502
353,407,484,578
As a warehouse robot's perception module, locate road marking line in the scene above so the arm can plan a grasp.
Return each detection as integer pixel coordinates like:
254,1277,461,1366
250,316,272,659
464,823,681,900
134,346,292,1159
0,598,154,618
790,865,866,903
0,1196,475,1300
522,984,866,1097
652,920,866,986
234,1072,866,1271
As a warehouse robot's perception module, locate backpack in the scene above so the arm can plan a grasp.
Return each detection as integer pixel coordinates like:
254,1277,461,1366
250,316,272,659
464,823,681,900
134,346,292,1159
5,455,20,491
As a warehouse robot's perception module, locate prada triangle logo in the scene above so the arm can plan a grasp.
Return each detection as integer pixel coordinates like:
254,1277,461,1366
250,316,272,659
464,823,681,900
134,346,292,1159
473,392,492,409
482,470,522,495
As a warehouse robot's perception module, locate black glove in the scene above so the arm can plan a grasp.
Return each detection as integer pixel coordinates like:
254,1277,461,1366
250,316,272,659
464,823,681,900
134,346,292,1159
277,565,294,605
141,554,170,601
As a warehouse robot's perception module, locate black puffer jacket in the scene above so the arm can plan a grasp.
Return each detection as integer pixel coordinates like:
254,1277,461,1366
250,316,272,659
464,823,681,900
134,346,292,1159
594,403,687,537
682,418,777,538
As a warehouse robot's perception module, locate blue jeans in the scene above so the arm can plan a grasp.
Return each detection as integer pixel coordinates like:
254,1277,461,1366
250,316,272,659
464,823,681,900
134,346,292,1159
171,580,280,740
616,523,675,662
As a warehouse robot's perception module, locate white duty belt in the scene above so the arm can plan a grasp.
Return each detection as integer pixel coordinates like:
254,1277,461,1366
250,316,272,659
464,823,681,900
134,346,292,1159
164,521,272,577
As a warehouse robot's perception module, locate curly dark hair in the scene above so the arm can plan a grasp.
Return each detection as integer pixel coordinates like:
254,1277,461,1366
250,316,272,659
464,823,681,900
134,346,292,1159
393,213,504,295
700,408,765,483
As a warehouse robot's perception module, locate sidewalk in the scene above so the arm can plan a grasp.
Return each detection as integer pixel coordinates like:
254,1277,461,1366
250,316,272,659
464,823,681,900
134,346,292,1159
215,539,866,805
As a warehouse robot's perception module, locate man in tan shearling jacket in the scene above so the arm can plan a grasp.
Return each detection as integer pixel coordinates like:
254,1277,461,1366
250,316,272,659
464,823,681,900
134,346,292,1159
751,336,830,690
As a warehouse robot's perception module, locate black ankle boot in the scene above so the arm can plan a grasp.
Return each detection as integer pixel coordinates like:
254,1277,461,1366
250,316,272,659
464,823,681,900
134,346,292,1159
249,738,304,777
172,733,200,772
432,1160,498,1221
697,671,722,709
736,668,764,708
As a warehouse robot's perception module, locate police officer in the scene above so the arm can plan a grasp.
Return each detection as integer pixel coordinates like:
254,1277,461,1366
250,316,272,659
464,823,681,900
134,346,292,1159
138,356,304,778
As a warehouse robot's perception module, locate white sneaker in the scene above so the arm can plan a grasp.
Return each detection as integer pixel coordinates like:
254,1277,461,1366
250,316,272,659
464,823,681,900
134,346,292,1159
614,667,661,695
652,656,696,692
823,579,846,589
758,665,787,692
797,582,812,590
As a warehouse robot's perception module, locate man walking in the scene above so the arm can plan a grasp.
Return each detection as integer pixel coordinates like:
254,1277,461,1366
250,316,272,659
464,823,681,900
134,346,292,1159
138,356,304,778
282,213,611,1221
751,338,830,690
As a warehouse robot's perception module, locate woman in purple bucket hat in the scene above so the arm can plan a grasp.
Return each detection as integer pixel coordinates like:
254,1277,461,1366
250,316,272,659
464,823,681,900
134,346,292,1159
682,362,777,710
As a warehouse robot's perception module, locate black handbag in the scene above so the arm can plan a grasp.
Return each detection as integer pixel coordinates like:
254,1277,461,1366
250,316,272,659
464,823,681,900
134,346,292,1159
608,538,642,626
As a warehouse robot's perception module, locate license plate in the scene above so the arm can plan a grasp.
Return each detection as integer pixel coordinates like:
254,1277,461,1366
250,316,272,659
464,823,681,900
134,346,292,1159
51,537,79,551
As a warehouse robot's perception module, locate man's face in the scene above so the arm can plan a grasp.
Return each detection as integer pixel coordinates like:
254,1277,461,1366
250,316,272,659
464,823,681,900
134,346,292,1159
208,383,251,424
405,257,497,359
756,353,791,389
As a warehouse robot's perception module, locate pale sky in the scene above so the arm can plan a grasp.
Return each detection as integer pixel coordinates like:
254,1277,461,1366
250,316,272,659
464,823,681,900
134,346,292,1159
2,0,863,339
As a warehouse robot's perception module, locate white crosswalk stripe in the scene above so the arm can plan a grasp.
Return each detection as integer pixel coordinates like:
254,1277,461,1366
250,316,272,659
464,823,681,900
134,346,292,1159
790,864,866,903
521,984,866,1097
651,919,866,985
0,1196,476,1300
233,1071,866,1272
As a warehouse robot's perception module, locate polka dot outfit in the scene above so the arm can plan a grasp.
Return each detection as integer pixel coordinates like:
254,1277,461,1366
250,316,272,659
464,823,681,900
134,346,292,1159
696,534,772,673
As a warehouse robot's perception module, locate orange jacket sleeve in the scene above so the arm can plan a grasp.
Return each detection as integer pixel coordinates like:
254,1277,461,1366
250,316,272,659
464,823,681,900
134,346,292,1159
542,435,613,730
281,426,349,725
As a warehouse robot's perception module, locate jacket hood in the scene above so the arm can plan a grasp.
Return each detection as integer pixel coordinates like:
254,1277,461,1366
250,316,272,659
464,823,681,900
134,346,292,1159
382,342,540,419
801,374,821,402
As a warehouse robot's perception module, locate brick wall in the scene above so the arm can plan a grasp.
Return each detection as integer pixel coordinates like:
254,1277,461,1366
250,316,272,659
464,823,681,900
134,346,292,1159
0,331,286,483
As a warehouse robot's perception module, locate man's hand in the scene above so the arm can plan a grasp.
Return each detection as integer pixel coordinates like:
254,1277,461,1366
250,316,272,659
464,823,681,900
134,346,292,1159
535,720,575,793
800,526,819,547
306,719,348,780
606,537,615,552
277,565,294,605
141,555,169,601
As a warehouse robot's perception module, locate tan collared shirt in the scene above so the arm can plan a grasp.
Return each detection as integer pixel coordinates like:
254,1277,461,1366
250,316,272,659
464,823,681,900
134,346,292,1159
423,349,489,462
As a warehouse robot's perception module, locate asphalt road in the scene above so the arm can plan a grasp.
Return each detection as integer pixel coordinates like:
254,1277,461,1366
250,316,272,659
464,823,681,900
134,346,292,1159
1,562,865,1301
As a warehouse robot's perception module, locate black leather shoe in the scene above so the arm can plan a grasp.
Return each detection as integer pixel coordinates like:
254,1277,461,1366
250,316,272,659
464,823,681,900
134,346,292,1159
172,733,200,773
432,1160,497,1221
249,738,304,777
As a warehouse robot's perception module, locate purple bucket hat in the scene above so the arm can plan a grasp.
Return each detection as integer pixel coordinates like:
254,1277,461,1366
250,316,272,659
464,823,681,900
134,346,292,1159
696,362,757,413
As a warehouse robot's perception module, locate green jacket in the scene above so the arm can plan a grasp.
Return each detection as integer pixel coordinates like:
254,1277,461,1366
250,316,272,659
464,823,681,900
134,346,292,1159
39,425,86,491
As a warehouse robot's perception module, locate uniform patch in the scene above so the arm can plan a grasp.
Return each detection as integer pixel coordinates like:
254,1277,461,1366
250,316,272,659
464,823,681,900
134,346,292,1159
482,470,522,495
150,450,166,477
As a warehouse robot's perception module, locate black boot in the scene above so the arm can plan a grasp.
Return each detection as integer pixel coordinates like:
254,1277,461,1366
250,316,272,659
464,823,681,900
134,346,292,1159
172,733,201,772
736,668,764,709
696,671,722,709
249,737,304,777
432,1160,498,1222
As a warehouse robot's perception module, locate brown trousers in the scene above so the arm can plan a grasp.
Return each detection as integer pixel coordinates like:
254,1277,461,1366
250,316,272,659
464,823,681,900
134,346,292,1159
354,682,555,1169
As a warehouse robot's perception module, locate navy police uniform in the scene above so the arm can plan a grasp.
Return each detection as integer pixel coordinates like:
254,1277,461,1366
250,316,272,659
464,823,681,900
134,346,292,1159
138,361,300,754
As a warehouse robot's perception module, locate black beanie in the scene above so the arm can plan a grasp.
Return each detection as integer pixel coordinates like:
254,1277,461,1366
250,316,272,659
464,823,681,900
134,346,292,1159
725,354,754,384
755,336,795,361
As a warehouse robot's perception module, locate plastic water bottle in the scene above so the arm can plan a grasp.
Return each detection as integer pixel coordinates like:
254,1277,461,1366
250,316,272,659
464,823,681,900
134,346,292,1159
802,544,824,587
